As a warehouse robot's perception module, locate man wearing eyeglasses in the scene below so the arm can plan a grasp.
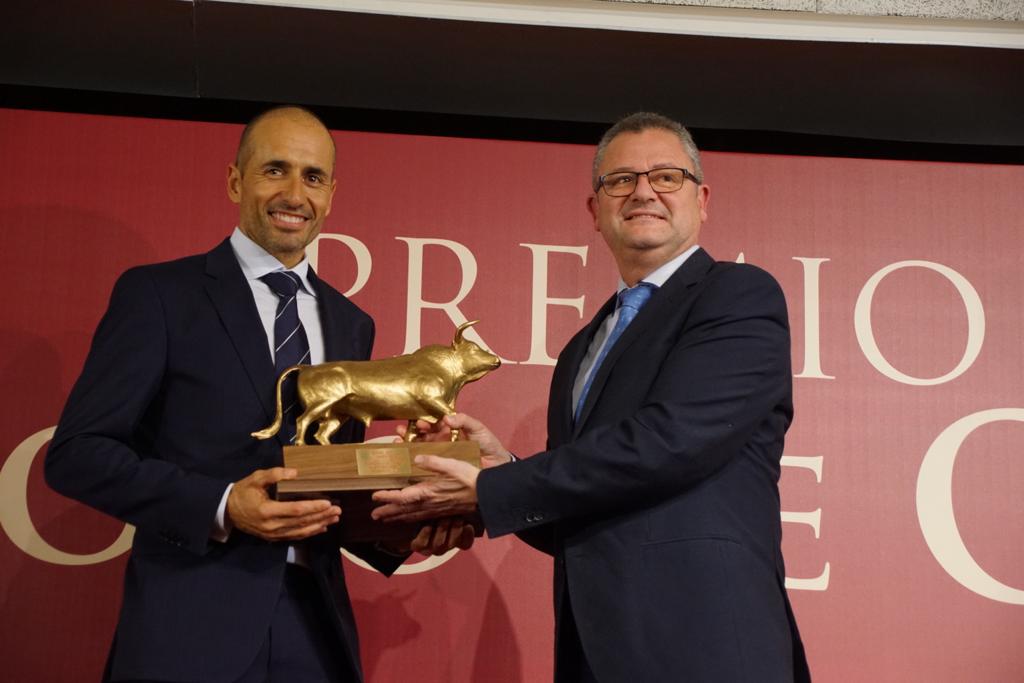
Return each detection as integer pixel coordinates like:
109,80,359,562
373,112,811,682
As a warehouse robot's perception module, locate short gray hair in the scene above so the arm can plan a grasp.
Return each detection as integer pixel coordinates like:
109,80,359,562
592,112,703,190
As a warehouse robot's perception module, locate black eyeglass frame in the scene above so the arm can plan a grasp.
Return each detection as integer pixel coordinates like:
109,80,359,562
595,167,703,196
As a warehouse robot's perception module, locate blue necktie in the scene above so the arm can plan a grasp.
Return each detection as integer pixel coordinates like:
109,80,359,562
260,271,311,443
574,282,657,420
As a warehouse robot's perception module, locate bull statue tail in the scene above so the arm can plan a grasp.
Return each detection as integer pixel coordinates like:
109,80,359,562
251,366,302,440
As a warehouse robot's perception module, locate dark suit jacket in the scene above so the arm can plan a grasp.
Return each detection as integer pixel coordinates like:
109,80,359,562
477,249,811,682
45,238,403,682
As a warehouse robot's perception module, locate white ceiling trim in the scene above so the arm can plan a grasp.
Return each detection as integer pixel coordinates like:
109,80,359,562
217,0,1024,49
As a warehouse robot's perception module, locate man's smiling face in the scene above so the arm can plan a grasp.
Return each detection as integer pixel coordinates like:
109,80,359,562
227,108,337,268
588,128,709,277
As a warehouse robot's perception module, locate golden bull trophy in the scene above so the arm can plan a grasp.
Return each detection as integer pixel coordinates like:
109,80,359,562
252,320,499,541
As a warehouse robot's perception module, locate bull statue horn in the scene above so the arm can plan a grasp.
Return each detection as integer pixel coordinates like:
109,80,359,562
454,319,479,345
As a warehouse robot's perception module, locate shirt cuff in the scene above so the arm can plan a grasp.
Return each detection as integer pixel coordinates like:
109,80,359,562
210,483,234,543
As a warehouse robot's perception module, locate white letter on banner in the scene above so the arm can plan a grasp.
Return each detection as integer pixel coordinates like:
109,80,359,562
916,409,1024,604
781,455,830,591
854,260,984,385
520,244,588,366
0,427,133,565
398,237,505,360
793,258,835,380
307,233,372,298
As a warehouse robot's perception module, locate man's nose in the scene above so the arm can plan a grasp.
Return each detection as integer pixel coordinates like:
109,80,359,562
281,174,305,204
629,172,658,200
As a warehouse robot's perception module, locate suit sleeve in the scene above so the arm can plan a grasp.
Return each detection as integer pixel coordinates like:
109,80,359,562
477,265,792,538
45,268,230,555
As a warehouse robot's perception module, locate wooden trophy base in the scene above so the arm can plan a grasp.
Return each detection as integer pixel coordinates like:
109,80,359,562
277,440,483,543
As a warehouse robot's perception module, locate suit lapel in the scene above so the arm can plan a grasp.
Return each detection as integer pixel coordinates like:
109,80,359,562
307,268,345,360
202,239,278,422
572,248,715,437
549,293,616,443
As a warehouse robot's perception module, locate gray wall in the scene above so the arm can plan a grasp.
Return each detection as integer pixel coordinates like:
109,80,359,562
607,0,1024,22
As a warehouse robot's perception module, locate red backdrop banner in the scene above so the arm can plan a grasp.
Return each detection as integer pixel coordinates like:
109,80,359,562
1,108,1022,682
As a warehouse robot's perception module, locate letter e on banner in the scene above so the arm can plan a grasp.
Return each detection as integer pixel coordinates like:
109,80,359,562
780,455,830,590
917,408,1024,604
520,243,588,366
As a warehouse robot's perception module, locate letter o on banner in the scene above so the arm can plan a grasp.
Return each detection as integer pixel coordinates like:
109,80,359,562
343,546,461,575
341,436,461,574
854,260,985,385
0,427,134,565
916,408,1024,604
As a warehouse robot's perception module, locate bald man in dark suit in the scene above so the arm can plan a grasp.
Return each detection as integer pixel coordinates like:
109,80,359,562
46,106,466,682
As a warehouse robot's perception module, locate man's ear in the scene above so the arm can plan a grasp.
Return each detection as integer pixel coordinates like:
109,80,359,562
226,164,242,204
697,183,711,222
586,194,600,231
325,178,337,217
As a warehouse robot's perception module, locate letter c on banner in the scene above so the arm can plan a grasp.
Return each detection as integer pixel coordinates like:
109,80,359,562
0,427,134,565
341,436,461,574
916,408,1024,604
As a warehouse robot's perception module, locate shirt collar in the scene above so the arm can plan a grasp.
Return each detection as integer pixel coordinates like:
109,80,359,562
229,227,317,296
616,244,700,294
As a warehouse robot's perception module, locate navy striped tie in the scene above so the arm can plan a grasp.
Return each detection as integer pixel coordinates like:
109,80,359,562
260,271,311,444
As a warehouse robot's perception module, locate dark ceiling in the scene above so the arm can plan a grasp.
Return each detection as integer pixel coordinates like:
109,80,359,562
2,0,1022,159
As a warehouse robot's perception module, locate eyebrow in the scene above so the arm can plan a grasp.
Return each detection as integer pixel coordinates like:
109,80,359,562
604,162,685,174
263,159,331,178
304,165,330,178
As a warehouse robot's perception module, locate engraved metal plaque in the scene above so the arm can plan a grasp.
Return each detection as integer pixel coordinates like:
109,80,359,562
356,446,412,476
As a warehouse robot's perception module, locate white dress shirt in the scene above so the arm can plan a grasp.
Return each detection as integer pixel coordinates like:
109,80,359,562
212,229,327,563
230,227,325,366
